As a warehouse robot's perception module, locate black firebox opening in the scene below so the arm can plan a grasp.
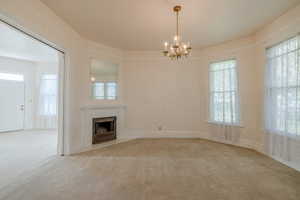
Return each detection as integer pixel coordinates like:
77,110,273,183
92,116,116,144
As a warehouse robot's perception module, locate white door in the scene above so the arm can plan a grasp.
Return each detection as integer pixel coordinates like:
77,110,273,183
0,80,25,132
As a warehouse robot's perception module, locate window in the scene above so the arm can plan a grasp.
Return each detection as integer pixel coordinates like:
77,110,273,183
106,82,117,100
93,82,105,99
209,59,240,125
0,73,24,82
39,74,57,116
92,81,117,100
265,36,300,136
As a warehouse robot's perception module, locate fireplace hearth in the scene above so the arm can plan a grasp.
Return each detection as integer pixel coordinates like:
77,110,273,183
92,117,116,144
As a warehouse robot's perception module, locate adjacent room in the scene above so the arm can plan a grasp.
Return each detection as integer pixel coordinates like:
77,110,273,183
0,21,63,189
0,0,300,200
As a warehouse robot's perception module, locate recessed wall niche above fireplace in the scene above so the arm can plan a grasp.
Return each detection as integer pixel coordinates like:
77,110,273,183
92,117,117,144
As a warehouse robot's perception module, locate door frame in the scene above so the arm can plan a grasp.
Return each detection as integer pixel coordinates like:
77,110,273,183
0,13,67,156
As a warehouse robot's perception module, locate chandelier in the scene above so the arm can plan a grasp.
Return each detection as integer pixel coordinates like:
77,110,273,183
163,5,192,60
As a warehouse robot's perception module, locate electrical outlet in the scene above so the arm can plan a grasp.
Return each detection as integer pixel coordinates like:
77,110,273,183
158,126,163,131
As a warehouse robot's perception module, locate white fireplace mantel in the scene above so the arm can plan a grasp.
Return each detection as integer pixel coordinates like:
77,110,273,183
78,104,127,153
80,104,127,110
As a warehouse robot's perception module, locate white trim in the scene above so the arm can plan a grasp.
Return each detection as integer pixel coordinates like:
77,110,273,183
121,129,205,139
80,104,126,110
70,138,132,155
120,129,259,150
269,154,300,172
71,129,261,154
69,126,299,172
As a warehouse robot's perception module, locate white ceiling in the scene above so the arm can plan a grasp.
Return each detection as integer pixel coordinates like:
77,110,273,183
41,0,300,51
0,21,59,62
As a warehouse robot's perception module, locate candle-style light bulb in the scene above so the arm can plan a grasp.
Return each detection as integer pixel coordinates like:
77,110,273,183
164,42,168,51
174,35,178,42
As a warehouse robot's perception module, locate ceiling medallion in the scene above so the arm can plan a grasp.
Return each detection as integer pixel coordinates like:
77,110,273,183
163,5,192,60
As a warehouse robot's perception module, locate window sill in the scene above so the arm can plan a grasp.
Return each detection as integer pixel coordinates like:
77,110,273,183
207,121,244,128
92,96,118,101
93,99,118,101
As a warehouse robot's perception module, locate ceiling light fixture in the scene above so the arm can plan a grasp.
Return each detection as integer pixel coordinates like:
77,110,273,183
163,5,191,60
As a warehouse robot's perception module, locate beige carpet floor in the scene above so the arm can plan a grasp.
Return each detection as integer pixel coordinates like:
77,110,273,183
0,130,57,189
1,138,300,200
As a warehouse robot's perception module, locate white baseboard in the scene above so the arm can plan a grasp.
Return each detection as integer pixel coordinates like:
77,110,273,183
269,155,300,172
70,138,133,155
120,129,260,150
70,128,300,172
120,129,205,139
70,129,207,155
72,129,262,154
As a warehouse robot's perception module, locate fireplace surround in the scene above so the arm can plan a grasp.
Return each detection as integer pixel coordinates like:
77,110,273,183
92,116,117,144
80,104,126,153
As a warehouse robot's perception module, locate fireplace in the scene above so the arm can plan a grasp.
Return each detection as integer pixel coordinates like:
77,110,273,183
92,117,117,144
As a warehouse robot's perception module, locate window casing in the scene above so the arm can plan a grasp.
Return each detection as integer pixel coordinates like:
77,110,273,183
92,81,117,100
209,59,240,125
265,35,300,136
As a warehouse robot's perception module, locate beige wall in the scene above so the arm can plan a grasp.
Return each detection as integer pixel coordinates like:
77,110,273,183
0,0,300,160
121,35,262,148
123,55,203,132
199,36,261,148
122,4,300,157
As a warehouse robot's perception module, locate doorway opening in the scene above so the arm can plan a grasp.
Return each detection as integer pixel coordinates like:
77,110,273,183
0,20,64,188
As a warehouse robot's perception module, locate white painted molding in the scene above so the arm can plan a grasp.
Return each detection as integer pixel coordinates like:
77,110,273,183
269,155,300,172
120,129,205,139
72,127,264,154
71,126,299,172
120,129,260,150
71,138,132,155
74,104,127,154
